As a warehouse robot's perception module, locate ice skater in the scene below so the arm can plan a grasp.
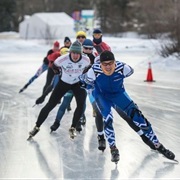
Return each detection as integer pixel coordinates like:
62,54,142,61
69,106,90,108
50,39,97,133
49,39,106,151
79,50,175,163
61,36,72,49
76,30,87,44
92,28,111,54
19,41,60,93
34,47,69,105
28,41,90,140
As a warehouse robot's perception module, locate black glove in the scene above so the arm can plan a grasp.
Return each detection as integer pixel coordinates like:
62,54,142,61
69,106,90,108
79,74,94,90
79,81,87,89
51,63,61,74
36,95,45,104
43,57,49,65
82,65,92,74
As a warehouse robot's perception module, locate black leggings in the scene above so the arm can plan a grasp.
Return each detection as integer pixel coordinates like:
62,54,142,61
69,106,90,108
92,102,104,132
36,79,86,127
43,67,54,94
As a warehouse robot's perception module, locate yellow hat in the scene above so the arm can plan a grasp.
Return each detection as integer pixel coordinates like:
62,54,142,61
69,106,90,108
60,47,69,55
76,31,87,38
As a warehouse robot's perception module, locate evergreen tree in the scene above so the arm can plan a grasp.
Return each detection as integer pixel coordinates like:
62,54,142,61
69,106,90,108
0,0,16,32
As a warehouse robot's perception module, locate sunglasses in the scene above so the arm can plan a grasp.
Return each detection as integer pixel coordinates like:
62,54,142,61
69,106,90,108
83,47,93,50
77,36,86,39
101,61,115,66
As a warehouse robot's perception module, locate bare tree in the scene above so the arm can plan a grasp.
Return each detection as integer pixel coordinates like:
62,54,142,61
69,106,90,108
137,0,180,56
94,0,130,33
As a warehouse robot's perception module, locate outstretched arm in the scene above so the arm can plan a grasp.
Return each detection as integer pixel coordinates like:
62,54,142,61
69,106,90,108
79,67,95,90
123,64,134,77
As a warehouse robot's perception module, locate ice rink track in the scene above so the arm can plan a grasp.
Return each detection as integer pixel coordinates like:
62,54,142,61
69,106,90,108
0,40,180,179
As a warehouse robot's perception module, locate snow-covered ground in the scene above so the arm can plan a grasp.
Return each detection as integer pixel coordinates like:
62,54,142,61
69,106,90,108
0,32,180,179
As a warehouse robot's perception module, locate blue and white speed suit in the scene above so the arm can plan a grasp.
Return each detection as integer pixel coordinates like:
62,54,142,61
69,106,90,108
81,60,160,148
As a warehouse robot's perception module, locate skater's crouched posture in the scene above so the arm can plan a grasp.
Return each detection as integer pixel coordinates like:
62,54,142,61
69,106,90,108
19,41,60,93
28,41,90,139
79,50,175,163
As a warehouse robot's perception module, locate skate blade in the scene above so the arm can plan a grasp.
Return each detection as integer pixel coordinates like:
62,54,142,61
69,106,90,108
172,159,179,163
27,136,33,141
69,134,76,139
111,159,119,164
113,160,119,165
76,131,81,134
164,158,179,164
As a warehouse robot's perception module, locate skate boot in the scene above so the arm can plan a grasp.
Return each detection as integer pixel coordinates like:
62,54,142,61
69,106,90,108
157,144,175,160
80,114,86,126
110,146,120,164
98,135,106,152
35,95,45,104
76,121,82,132
19,84,29,93
69,127,77,139
27,126,40,140
50,121,60,133
19,88,25,93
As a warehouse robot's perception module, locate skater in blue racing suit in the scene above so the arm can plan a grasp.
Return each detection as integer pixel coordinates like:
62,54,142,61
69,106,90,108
79,50,175,163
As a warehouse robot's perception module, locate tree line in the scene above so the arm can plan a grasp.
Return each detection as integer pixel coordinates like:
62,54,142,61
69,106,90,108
1,0,180,56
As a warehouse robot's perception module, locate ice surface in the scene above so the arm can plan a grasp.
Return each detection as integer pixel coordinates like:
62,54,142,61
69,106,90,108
0,34,180,179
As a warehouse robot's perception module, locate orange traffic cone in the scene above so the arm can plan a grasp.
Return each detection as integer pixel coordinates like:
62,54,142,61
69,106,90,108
144,62,155,82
